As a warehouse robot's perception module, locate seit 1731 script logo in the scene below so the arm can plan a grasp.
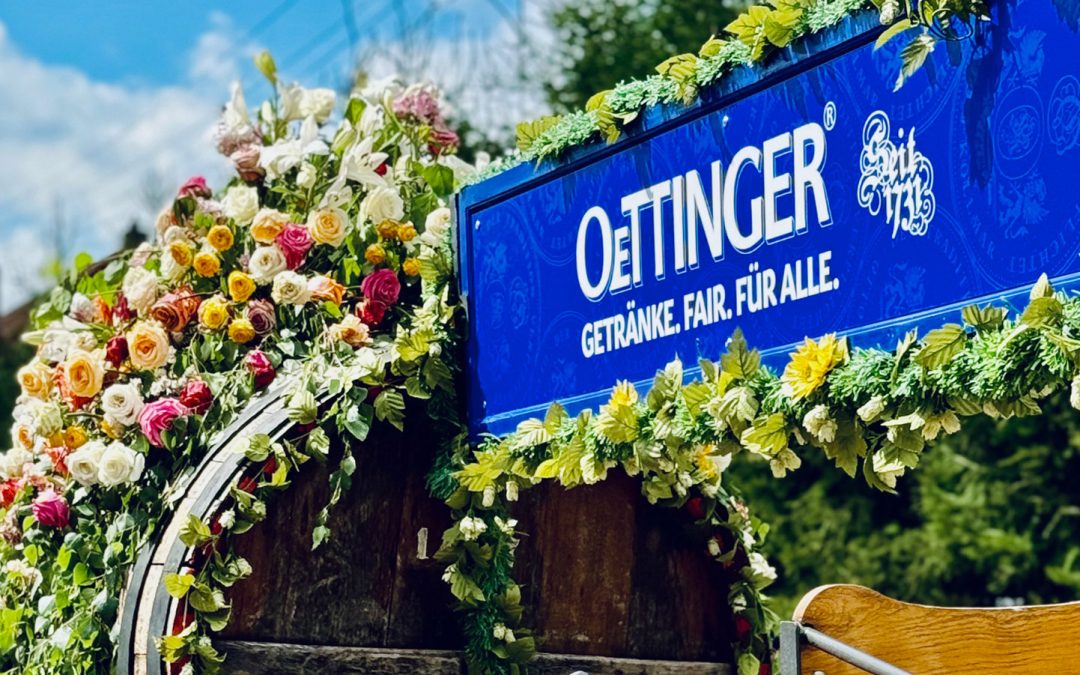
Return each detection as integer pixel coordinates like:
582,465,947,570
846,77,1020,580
857,110,936,238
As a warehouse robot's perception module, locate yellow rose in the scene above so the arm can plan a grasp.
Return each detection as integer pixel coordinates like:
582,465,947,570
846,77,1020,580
168,240,194,267
376,219,400,239
402,257,421,277
193,250,221,278
15,424,34,449
206,225,235,252
127,321,171,370
64,426,88,449
100,417,124,440
251,208,289,244
17,361,53,400
397,223,417,242
48,431,65,447
228,271,256,303
64,349,105,398
306,207,348,247
198,295,230,330
228,318,256,344
365,243,386,265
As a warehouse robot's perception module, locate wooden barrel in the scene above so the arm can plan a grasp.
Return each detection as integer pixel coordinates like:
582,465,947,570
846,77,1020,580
117,389,735,674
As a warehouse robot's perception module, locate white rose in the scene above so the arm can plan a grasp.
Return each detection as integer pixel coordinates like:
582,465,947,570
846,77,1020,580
222,185,259,225
359,185,404,226
101,382,145,427
420,207,452,248
159,253,187,282
122,267,159,316
98,442,143,487
271,271,311,306
163,225,188,245
1,447,32,479
218,509,236,530
299,87,336,121
68,293,96,323
154,207,174,242
248,246,288,285
68,441,106,486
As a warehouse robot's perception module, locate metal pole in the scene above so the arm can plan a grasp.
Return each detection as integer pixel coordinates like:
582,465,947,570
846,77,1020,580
800,625,912,675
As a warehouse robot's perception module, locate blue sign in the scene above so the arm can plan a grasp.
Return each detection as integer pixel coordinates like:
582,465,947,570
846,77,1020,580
458,2,1080,436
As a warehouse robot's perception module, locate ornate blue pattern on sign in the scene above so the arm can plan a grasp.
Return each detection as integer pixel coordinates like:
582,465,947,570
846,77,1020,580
458,2,1080,436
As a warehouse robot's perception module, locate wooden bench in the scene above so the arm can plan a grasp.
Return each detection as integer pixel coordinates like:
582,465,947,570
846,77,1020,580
779,584,1080,674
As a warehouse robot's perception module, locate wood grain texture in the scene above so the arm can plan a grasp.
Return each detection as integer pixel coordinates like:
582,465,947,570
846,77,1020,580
513,472,733,661
794,584,1080,674
217,641,733,675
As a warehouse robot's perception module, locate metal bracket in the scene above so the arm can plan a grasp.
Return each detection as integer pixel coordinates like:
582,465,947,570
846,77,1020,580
778,620,912,675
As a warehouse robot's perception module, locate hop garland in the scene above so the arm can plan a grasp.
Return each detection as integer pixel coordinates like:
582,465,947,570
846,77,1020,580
438,273,1080,673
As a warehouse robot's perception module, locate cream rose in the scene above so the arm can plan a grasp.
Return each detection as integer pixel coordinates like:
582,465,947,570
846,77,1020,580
222,185,259,225
17,361,52,400
1,447,32,480
122,267,159,316
101,382,145,427
248,246,288,285
306,207,349,247
271,271,311,306
127,321,171,371
68,440,106,486
98,442,144,487
420,206,452,247
64,349,105,399
359,185,404,226
250,208,290,244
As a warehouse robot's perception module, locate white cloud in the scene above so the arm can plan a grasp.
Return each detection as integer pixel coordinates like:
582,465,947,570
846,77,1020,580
0,19,238,312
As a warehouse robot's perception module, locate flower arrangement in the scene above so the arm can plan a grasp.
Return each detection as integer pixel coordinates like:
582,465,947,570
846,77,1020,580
0,54,467,672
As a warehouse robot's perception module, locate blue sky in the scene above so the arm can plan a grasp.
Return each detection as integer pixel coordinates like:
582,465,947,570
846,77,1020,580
0,1,544,311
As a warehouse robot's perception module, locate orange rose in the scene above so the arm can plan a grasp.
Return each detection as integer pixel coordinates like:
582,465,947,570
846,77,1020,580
307,276,346,305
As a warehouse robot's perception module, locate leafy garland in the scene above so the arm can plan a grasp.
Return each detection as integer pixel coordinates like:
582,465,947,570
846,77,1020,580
0,54,468,673
435,274,1080,674
492,0,989,170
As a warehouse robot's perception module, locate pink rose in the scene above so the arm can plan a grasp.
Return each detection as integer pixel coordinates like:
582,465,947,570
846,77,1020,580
276,224,313,270
428,125,460,156
361,268,401,306
179,380,214,415
138,398,189,448
32,489,69,529
246,299,277,336
230,145,264,182
177,176,211,199
245,350,276,389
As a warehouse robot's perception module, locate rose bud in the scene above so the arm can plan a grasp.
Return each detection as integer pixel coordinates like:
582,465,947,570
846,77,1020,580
105,335,129,367
245,350,276,389
177,176,211,199
179,380,214,415
356,299,387,326
686,496,705,520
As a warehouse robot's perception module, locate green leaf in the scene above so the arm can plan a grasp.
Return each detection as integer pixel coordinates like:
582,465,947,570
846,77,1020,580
512,419,552,451
875,18,917,50
721,329,760,379
374,389,406,431
894,33,935,91
515,115,561,153
740,413,788,457
187,584,226,613
306,427,330,461
419,163,455,197
961,303,1007,332
178,514,213,548
242,434,273,462
1021,296,1063,329
72,562,90,587
914,324,966,370
892,329,918,381
342,403,373,441
287,389,318,425
726,5,772,60
344,97,366,125
1030,272,1054,299
596,402,639,443
164,573,196,599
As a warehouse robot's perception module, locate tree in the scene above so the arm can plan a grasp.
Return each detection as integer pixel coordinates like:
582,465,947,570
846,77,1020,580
542,0,742,112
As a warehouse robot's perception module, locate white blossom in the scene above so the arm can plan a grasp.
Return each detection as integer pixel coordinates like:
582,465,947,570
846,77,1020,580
459,516,487,542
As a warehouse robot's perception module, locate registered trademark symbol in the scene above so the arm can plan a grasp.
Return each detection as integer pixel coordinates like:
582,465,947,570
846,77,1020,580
823,101,837,130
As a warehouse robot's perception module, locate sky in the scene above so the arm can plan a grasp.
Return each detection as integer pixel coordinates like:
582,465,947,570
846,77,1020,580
0,0,548,312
